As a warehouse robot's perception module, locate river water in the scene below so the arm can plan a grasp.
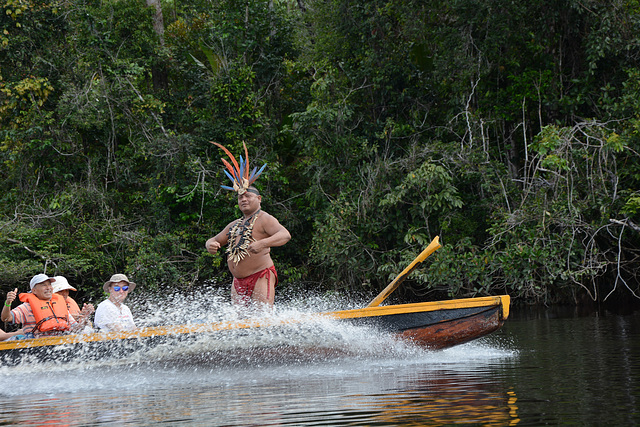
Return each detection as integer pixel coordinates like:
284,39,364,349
0,293,639,426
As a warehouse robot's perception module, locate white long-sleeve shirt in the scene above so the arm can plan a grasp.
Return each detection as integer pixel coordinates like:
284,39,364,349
94,299,136,332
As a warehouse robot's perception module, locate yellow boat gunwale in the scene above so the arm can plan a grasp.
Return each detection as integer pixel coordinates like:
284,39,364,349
0,295,510,351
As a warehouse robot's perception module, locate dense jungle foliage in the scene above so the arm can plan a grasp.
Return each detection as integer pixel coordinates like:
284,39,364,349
1,0,640,307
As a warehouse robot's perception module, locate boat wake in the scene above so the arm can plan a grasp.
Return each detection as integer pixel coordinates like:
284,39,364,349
1,308,420,369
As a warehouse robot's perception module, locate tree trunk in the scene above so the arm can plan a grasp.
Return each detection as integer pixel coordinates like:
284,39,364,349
146,0,167,90
146,0,165,46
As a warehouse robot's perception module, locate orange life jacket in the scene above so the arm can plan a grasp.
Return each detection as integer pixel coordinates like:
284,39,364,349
65,296,81,318
19,293,70,333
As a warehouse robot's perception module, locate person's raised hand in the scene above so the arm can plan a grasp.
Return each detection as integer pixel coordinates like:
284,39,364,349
5,288,18,305
81,303,95,315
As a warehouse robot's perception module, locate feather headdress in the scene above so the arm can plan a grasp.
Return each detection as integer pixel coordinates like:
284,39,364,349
211,141,267,195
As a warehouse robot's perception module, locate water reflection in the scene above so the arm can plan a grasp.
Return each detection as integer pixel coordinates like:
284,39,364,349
0,340,518,426
484,307,640,426
343,370,520,426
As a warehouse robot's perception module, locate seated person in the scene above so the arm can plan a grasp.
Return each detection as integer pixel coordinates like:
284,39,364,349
94,274,137,332
1,274,84,337
53,275,95,330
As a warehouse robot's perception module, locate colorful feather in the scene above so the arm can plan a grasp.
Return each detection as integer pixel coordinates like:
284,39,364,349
223,169,235,182
250,163,268,184
211,141,267,193
239,155,246,181
243,142,250,181
220,158,239,181
212,142,240,175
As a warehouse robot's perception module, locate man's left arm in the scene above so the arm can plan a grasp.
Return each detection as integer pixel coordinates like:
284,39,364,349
249,214,291,253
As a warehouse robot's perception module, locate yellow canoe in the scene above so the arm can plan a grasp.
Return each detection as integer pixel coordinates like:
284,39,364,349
0,295,509,365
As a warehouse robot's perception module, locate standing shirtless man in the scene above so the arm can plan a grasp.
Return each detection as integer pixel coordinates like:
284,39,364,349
206,143,291,307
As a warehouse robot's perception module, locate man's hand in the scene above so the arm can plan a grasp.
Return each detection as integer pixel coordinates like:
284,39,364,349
247,240,267,254
81,303,95,316
77,303,95,326
6,288,18,305
206,238,221,254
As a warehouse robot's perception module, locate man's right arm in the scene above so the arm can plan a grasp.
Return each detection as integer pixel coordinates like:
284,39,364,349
1,305,12,323
206,223,232,254
1,288,17,322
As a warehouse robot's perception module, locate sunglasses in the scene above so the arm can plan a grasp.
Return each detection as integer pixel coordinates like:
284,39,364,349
113,285,129,292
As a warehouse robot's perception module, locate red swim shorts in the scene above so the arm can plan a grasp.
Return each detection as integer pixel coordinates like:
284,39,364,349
232,265,278,304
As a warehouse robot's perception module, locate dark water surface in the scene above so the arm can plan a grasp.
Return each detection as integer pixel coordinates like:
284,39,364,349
1,304,638,426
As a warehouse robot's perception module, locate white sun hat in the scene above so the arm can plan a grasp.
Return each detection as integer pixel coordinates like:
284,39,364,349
52,276,77,293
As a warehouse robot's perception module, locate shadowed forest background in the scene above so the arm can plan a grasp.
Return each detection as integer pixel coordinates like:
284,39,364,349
1,0,640,307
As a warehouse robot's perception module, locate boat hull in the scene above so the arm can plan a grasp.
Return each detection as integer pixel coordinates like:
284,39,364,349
398,305,504,349
329,295,509,349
